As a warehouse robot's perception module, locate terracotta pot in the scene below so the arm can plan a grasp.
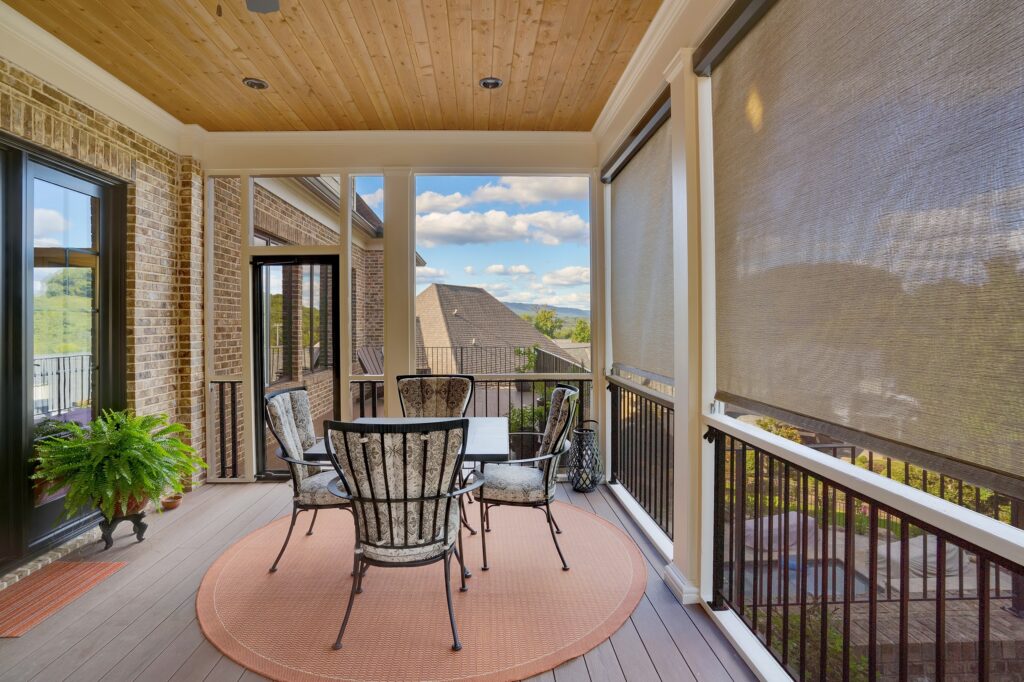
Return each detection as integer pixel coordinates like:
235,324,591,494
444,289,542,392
161,493,183,511
108,494,148,517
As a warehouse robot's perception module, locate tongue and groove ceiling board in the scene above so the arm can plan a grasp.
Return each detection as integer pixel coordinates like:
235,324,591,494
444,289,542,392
7,0,662,132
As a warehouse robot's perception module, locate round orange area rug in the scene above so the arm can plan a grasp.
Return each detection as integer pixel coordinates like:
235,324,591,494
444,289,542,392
197,500,646,682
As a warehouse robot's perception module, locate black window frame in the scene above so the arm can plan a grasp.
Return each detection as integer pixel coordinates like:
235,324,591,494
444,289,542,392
0,133,127,569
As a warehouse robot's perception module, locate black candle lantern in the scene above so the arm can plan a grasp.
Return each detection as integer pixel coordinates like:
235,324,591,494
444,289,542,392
567,420,603,493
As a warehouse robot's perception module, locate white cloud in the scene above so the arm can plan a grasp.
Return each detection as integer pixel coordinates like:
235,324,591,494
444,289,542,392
485,264,532,276
416,190,471,213
470,281,511,294
542,266,590,286
33,208,69,247
415,209,588,247
471,176,589,206
505,288,591,310
359,188,384,212
415,266,448,283
464,266,476,275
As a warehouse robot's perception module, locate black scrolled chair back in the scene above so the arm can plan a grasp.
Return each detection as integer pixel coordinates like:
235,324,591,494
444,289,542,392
324,419,469,556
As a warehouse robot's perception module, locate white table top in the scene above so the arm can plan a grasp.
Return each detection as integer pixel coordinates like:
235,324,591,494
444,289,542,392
303,416,510,462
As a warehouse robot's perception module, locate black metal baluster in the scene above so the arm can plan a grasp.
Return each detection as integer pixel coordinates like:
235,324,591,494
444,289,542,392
868,505,878,681
978,557,989,682
899,518,909,682
819,482,829,682
935,537,945,682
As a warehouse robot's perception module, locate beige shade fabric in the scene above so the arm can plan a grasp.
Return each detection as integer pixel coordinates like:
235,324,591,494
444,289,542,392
712,0,1024,484
610,122,675,384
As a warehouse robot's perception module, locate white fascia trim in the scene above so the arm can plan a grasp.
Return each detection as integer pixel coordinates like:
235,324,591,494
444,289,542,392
606,482,674,562
700,605,791,681
705,413,1024,567
0,2,190,154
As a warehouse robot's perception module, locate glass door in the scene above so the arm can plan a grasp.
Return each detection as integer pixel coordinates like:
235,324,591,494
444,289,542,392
252,255,340,478
24,161,122,547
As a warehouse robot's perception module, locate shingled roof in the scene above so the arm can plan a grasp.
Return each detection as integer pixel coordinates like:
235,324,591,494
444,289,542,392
415,284,570,374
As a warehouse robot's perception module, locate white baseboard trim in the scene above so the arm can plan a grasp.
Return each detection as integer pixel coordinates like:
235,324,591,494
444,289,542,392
606,483,673,563
663,562,701,604
700,603,790,681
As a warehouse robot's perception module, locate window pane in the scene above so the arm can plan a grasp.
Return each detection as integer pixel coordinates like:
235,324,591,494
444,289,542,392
32,179,97,249
33,265,95,425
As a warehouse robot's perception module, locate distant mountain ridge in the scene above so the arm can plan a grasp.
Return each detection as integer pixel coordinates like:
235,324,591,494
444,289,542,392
501,301,590,321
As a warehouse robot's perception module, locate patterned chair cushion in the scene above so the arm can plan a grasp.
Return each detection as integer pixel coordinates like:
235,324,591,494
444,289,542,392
328,424,466,563
477,464,549,504
297,470,343,506
288,390,317,451
266,390,318,482
397,376,472,417
361,504,460,564
538,387,574,456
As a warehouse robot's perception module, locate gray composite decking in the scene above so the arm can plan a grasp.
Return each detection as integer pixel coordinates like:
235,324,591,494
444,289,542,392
0,481,756,682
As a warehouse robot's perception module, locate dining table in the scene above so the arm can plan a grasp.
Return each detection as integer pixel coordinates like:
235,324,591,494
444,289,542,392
302,416,511,464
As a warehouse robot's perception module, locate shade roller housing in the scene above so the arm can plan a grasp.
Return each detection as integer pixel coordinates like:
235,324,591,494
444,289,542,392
610,122,674,385
712,0,1024,489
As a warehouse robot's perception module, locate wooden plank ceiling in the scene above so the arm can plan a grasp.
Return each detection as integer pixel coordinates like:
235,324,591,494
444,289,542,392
8,0,662,131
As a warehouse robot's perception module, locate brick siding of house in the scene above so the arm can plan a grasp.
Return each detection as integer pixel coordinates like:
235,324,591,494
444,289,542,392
0,57,206,484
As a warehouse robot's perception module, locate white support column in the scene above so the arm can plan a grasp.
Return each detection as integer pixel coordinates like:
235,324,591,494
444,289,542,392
238,174,257,481
382,169,415,416
588,171,607,445
665,48,704,603
601,179,614,475
338,171,354,421
696,75,720,602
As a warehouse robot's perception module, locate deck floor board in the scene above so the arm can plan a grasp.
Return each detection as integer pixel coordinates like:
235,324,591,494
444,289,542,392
3,481,752,681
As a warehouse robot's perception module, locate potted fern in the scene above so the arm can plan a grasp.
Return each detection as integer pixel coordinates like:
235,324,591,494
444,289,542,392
32,409,205,523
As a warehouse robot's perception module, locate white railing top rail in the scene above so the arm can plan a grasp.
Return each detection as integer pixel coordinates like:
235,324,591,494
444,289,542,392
705,412,1024,568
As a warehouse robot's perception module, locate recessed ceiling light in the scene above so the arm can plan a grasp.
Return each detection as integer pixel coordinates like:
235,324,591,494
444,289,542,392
242,77,269,90
479,77,503,90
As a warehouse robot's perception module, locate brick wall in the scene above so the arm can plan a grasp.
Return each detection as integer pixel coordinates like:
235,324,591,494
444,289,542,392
352,244,384,373
0,57,206,474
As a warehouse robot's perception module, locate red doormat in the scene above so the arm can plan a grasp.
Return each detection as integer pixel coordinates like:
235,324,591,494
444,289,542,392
0,560,125,637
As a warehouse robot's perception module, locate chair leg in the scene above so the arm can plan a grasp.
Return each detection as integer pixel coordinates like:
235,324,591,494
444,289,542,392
269,505,299,573
479,498,489,571
444,553,462,651
459,494,478,535
551,509,562,534
306,508,319,535
333,554,361,650
545,503,570,571
485,504,492,532
455,532,469,591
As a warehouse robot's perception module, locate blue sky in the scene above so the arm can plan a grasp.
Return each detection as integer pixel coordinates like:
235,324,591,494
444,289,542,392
354,175,591,311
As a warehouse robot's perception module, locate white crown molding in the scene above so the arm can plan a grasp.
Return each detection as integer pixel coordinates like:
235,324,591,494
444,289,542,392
0,2,191,154
663,48,690,84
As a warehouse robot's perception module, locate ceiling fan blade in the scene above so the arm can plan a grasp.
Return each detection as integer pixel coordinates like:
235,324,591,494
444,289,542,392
245,0,279,13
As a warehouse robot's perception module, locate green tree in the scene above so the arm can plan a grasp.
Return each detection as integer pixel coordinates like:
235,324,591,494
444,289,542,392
531,307,564,338
755,416,802,443
44,268,93,298
569,318,591,343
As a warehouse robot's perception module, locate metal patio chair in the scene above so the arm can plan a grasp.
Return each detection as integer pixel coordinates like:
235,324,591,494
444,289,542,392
324,418,482,651
264,387,350,573
475,384,580,571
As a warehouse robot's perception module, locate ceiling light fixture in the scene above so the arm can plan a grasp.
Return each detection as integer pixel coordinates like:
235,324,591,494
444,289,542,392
479,76,503,90
242,77,269,90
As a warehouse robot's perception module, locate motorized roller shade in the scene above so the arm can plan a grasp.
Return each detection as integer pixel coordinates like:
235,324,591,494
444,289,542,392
610,122,674,386
712,0,1024,491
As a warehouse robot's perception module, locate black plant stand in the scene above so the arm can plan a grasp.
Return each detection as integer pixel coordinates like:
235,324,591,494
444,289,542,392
99,512,148,550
